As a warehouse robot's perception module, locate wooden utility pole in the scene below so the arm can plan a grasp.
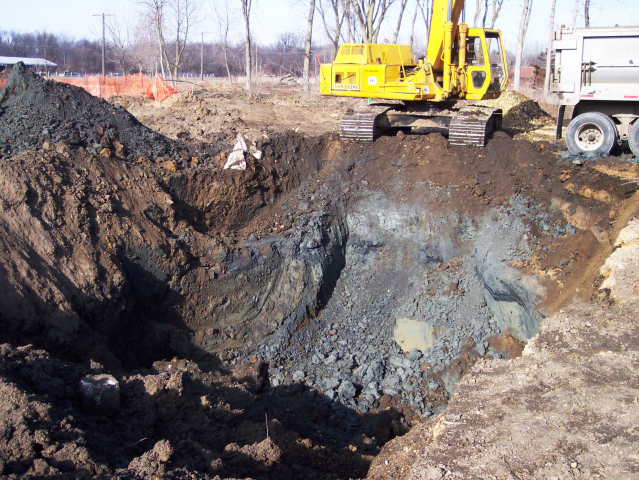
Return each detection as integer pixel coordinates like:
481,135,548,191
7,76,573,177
197,32,211,82
93,13,113,79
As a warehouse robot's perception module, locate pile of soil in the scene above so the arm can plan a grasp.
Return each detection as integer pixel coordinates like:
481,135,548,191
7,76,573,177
480,90,554,129
0,63,222,162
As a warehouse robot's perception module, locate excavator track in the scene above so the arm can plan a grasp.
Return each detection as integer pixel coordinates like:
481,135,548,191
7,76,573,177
449,106,502,147
340,112,377,142
339,106,392,142
340,105,502,146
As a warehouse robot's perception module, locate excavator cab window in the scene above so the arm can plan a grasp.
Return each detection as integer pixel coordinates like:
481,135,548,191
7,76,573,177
467,37,485,66
485,32,507,91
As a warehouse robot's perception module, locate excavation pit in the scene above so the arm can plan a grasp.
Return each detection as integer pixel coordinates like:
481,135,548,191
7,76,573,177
1,64,638,479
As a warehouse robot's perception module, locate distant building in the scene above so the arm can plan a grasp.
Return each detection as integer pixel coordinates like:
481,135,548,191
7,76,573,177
0,56,58,73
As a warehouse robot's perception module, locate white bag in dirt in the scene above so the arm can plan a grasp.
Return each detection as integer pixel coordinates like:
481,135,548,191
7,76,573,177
249,146,263,160
224,149,246,170
224,133,248,170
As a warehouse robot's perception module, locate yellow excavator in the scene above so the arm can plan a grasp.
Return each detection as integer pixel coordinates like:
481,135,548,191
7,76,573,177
319,0,509,145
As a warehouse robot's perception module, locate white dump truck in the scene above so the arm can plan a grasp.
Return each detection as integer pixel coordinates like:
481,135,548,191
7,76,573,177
548,25,639,156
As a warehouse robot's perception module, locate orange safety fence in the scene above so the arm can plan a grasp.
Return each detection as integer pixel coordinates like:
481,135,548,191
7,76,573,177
53,73,177,102
0,72,178,101
145,74,178,102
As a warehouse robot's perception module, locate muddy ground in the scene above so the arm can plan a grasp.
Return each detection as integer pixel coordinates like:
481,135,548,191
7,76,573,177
0,64,638,479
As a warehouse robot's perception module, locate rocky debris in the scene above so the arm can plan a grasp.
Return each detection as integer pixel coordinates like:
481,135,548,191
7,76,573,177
367,214,639,479
0,63,220,163
598,218,639,303
78,374,120,415
367,298,639,480
126,440,174,478
232,359,268,392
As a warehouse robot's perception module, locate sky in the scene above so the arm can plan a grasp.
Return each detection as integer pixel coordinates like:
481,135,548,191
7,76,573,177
1,0,638,55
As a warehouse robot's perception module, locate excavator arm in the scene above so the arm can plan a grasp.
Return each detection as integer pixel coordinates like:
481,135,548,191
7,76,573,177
427,0,466,71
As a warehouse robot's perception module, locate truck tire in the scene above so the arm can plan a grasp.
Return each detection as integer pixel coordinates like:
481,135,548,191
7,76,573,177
565,112,617,155
629,119,639,158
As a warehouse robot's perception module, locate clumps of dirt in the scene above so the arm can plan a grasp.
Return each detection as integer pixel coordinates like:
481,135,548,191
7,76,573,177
0,63,222,163
0,344,375,479
480,90,553,129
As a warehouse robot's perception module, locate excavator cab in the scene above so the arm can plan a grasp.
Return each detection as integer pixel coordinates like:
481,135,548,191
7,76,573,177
464,28,509,100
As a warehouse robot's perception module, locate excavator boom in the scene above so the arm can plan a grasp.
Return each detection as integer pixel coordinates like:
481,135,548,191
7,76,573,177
427,0,465,70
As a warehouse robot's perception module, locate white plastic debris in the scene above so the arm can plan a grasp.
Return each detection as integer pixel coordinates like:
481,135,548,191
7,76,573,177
224,133,248,170
224,149,246,170
249,146,263,160
224,133,262,170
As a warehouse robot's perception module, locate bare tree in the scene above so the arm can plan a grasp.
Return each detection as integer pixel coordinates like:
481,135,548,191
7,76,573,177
473,0,482,27
392,0,409,43
584,0,590,27
482,0,489,27
489,0,506,28
341,0,357,42
137,0,172,78
238,0,253,97
129,24,158,74
409,0,420,50
317,0,345,60
348,0,396,44
417,0,432,51
475,0,507,29
35,31,55,74
302,0,316,91
212,0,236,83
513,0,533,91
571,0,579,28
169,0,201,83
106,13,134,75
543,0,556,96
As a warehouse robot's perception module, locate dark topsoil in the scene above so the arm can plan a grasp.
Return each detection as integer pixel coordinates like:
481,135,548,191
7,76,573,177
0,63,223,162
1,63,638,479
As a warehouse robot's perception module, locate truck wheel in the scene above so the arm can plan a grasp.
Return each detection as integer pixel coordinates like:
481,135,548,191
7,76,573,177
629,119,639,158
565,112,617,155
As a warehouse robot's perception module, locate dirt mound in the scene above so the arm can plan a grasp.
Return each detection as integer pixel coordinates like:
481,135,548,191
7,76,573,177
480,90,553,129
0,63,219,162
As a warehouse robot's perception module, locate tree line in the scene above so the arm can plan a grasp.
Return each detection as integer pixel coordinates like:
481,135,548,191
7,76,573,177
1,0,602,97
0,28,330,79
